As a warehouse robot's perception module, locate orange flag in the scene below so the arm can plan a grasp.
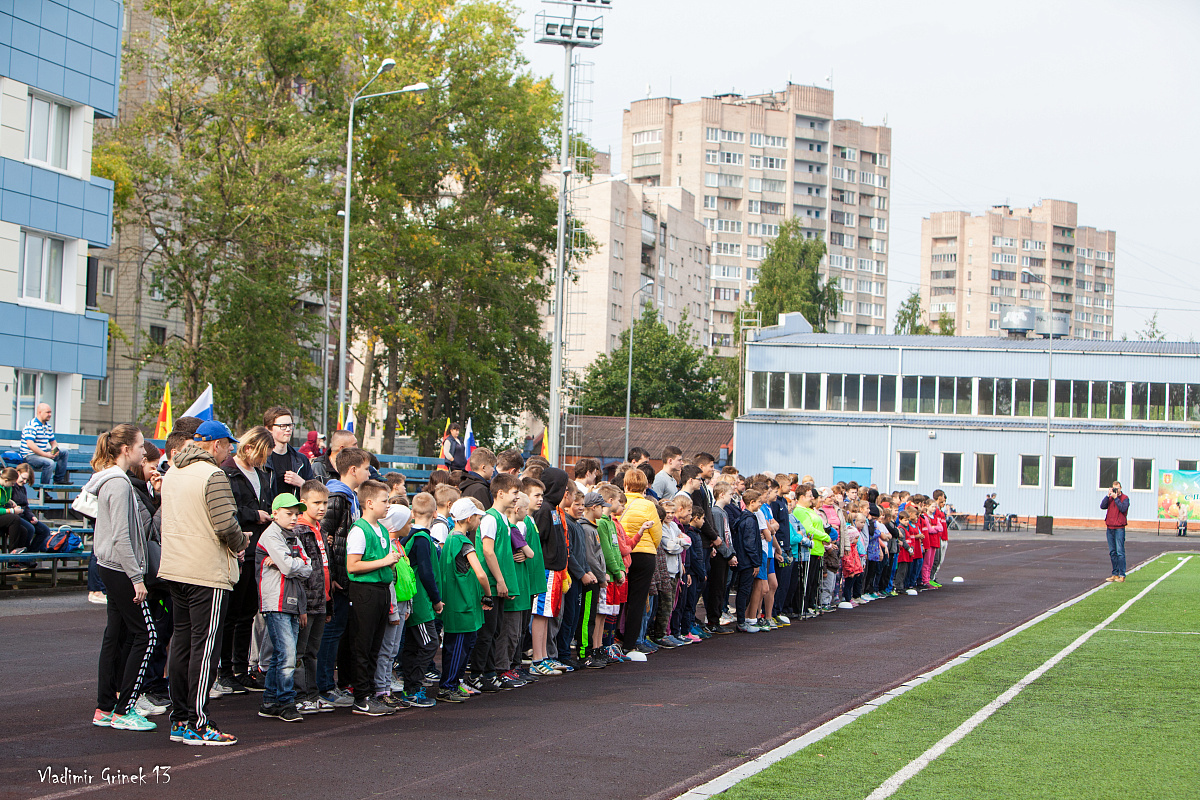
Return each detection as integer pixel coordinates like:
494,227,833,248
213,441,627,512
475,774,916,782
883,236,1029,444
154,383,172,439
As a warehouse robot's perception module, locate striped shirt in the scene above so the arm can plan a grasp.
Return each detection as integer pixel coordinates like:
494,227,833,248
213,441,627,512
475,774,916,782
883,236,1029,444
19,418,55,458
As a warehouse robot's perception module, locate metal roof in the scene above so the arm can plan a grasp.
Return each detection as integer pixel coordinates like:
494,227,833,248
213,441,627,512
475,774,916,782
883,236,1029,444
737,411,1200,436
751,332,1200,356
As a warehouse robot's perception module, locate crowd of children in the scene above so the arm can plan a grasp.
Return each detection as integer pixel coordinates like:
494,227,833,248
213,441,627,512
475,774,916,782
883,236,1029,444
87,415,955,743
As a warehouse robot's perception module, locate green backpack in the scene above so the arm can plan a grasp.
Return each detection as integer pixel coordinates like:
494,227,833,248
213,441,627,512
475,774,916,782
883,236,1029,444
394,549,418,602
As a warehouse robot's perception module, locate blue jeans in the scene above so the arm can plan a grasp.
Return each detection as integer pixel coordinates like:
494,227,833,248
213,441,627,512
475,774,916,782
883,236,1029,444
25,451,68,486
1106,527,1126,576
262,611,300,707
316,591,349,693
555,579,582,659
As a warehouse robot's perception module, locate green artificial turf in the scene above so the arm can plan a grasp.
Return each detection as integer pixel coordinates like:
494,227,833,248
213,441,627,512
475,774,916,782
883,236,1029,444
717,555,1200,800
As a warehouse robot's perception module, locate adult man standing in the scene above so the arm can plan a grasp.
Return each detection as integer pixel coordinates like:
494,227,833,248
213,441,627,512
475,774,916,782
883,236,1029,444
983,494,998,531
441,422,468,471
311,430,357,483
651,446,684,499
158,420,246,746
1101,482,1130,583
20,403,68,486
262,406,314,498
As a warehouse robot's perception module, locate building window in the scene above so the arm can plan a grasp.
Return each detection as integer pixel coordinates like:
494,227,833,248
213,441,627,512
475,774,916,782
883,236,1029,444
975,453,996,486
101,266,115,296
1053,456,1074,488
18,232,66,306
768,373,786,410
750,372,768,410
15,371,59,426
942,452,963,485
703,195,717,210
1132,458,1153,491
1180,460,1198,471
27,94,72,170
1020,455,1041,487
98,377,110,405
897,451,917,483
1098,458,1120,488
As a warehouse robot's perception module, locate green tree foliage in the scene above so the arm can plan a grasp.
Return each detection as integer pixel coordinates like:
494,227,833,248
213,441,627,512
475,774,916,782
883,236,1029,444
894,289,933,335
106,0,348,429
1135,311,1167,341
936,311,956,336
576,308,728,420
742,218,840,332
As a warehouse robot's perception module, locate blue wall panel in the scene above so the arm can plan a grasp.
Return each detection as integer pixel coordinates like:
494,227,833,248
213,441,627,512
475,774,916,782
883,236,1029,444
0,303,107,378
0,159,112,247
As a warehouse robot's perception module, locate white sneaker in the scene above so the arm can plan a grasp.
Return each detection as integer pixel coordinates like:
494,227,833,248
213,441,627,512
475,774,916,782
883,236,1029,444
134,694,168,716
208,678,234,699
88,591,107,605
776,614,790,624
737,622,759,633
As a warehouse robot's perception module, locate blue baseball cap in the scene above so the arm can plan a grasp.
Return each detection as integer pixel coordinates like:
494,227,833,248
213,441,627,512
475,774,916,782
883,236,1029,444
194,420,238,443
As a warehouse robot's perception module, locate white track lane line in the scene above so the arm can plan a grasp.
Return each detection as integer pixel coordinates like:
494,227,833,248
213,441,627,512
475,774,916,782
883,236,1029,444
864,555,1193,800
1103,628,1200,635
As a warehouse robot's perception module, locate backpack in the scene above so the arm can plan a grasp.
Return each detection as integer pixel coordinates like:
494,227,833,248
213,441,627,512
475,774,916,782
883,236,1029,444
44,528,84,553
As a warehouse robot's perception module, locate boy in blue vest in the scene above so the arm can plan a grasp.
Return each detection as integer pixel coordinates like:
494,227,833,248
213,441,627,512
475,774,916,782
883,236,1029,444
346,480,401,716
465,472,523,692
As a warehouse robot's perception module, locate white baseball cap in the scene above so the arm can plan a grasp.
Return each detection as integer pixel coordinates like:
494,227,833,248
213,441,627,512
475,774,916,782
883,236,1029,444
450,497,485,522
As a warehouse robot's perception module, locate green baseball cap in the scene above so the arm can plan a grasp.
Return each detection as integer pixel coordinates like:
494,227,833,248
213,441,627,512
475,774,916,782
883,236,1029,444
271,493,307,513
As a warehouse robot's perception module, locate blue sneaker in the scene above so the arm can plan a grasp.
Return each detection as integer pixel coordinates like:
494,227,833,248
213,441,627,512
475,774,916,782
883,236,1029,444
169,721,189,742
181,723,237,746
399,688,436,708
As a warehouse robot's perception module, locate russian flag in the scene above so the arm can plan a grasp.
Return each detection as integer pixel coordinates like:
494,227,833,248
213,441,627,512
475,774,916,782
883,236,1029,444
465,417,476,460
180,383,214,421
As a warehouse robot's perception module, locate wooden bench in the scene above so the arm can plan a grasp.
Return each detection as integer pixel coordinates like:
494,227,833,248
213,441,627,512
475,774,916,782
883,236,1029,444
0,550,92,588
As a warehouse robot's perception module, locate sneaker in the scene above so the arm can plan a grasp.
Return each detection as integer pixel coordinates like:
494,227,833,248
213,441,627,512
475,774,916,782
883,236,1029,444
719,613,735,626
548,658,576,673
400,688,436,708
257,704,280,719
929,581,942,588
517,666,541,681
635,642,656,654
110,711,156,731
480,673,504,693
498,671,526,689
92,709,113,727
606,644,631,662
531,660,562,676
169,721,188,742
1115,576,1125,583
625,650,648,662
462,674,484,692
639,640,660,653
582,655,606,669
296,700,321,715
889,590,899,597
436,686,468,703
236,672,267,692
390,678,405,693
88,591,107,605
320,689,354,708
691,625,712,640
145,691,171,708
352,697,396,716
209,677,233,699
652,636,678,649
775,614,792,625
459,680,482,696
669,634,692,646
314,696,337,712
377,694,407,709
682,633,702,643
423,669,441,686
905,588,918,596
737,622,759,633
711,624,736,635
277,704,303,723
135,694,168,716
181,723,237,746
762,618,779,629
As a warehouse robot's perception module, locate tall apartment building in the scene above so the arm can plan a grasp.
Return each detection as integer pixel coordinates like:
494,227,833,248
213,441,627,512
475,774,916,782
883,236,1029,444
920,200,1115,340
0,0,120,434
621,84,891,357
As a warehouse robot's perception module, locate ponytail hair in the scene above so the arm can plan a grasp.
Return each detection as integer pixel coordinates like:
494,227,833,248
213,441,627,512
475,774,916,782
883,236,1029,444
91,423,142,472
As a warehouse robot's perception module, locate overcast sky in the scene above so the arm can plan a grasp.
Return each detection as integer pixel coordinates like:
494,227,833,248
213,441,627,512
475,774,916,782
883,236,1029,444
511,0,1200,340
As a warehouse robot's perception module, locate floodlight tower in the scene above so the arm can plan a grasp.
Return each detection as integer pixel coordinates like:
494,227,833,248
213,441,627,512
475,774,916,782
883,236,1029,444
538,0,611,467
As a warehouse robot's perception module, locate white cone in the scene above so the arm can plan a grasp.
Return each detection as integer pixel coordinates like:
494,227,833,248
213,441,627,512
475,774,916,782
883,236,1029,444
952,576,964,583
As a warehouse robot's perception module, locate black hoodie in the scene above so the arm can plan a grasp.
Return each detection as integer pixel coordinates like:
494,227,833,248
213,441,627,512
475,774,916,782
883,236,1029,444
534,467,569,571
458,470,492,509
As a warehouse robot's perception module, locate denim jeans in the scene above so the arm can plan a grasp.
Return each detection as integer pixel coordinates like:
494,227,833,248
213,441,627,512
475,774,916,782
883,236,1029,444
555,579,582,660
25,451,68,486
1106,527,1126,576
262,611,300,707
316,591,349,693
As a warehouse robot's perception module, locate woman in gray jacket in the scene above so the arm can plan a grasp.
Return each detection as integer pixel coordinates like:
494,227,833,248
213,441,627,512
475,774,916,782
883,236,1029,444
87,423,157,732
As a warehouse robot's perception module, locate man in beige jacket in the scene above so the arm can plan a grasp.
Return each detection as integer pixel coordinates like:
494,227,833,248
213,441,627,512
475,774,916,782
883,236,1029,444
159,420,247,746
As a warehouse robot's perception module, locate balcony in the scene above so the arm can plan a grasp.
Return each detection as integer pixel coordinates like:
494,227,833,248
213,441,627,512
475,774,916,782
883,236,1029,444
717,185,742,199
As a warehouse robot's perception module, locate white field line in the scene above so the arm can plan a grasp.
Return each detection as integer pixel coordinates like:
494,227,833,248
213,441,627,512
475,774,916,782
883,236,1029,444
672,552,1171,800
1103,628,1200,635
864,555,1194,800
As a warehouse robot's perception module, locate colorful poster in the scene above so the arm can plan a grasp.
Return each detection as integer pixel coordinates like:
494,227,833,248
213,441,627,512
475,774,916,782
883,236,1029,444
1157,470,1200,521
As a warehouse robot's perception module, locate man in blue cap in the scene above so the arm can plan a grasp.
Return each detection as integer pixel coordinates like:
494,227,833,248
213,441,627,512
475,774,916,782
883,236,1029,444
158,420,247,746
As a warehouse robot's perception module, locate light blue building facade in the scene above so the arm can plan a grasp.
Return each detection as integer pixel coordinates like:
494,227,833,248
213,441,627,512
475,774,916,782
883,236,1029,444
0,0,120,433
736,314,1200,522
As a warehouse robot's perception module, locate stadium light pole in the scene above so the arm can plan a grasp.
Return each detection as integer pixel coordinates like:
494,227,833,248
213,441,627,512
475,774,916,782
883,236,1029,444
623,278,655,459
337,57,428,431
1023,268,1053,519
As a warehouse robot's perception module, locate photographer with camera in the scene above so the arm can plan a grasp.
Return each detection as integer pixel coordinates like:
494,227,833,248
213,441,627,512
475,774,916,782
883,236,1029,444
1100,481,1130,583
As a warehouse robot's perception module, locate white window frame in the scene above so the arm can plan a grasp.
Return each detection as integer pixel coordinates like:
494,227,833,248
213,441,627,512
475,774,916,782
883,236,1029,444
897,450,919,484
17,230,72,310
974,453,997,487
1053,455,1075,489
1019,454,1041,488
942,452,964,486
1131,458,1155,492
26,93,73,171
101,265,115,296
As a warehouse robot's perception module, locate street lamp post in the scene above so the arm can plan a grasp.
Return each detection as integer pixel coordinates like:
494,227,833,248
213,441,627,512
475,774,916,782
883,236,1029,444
336,58,428,431
1022,268,1053,522
623,279,654,459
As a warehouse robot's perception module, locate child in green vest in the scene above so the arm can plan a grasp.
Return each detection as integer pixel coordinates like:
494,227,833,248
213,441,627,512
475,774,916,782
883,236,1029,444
516,484,545,681
400,492,441,708
345,480,400,717
437,498,491,703
373,503,413,709
494,491,538,687
465,473,523,692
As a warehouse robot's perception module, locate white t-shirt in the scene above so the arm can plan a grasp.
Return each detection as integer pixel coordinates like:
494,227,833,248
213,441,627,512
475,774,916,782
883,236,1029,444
477,513,498,541
430,518,450,546
236,462,261,498
346,521,389,556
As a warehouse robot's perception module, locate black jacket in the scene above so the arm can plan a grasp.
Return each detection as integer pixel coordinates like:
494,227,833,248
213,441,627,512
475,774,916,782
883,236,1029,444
458,471,492,509
690,483,719,549
311,453,338,484
294,519,327,615
263,444,315,498
732,507,762,569
533,468,569,571
127,471,162,543
563,513,587,580
221,457,273,546
321,481,358,591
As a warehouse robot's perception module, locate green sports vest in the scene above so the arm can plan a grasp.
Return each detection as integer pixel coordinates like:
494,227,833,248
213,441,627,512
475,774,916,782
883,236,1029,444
479,508,519,597
438,532,483,633
404,529,437,626
349,519,395,584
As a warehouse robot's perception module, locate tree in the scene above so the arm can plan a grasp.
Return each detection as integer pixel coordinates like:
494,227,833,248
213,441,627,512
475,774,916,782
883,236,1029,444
894,289,933,335
744,218,840,332
576,308,728,420
1136,311,1167,341
935,311,956,336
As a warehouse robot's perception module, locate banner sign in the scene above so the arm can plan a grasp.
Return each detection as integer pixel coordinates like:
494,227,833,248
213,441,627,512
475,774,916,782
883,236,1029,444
1158,470,1200,521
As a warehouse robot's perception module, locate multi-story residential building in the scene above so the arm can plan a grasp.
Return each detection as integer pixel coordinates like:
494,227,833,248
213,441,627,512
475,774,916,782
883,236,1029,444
920,200,1115,340
0,0,120,434
621,84,892,357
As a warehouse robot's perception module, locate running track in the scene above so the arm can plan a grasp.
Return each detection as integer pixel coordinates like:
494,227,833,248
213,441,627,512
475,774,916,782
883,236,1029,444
4,537,1196,800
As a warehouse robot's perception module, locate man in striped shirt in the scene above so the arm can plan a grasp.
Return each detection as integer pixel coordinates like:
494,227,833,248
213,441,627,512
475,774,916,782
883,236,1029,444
20,403,68,486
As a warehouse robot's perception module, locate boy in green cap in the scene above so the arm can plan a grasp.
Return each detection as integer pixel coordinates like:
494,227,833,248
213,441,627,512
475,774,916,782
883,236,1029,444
256,493,314,723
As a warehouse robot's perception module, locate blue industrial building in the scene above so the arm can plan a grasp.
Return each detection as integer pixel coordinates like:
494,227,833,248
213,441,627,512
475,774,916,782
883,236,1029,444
735,313,1200,523
0,0,120,433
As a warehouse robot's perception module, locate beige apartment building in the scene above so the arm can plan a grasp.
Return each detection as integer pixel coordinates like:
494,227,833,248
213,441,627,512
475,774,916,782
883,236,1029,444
920,200,1115,340
621,84,892,357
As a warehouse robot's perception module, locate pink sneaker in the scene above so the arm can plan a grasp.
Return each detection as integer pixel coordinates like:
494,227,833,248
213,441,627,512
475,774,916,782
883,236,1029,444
684,634,702,643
